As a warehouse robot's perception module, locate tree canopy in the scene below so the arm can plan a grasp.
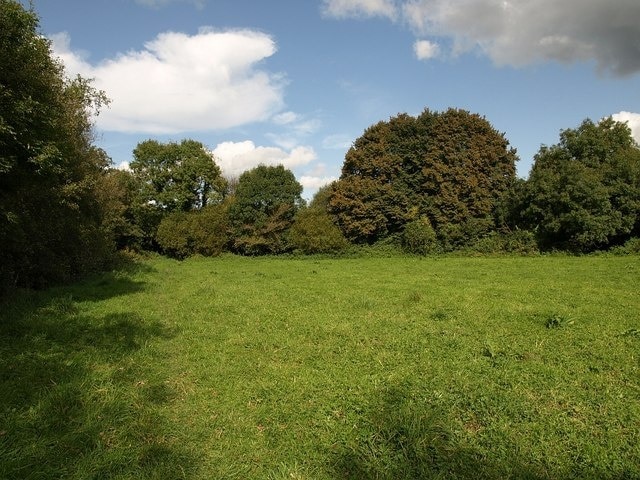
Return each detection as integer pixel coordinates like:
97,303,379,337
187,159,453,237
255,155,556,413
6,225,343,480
329,109,518,247
131,139,226,213
228,165,304,255
0,0,111,291
513,118,640,251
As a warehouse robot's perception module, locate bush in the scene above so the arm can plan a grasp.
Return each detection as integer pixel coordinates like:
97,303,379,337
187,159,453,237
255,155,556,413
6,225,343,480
402,217,437,255
468,229,539,255
156,204,229,259
607,237,640,255
289,208,348,254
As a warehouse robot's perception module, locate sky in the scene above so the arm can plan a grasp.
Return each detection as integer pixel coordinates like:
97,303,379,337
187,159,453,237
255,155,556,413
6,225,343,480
28,0,640,198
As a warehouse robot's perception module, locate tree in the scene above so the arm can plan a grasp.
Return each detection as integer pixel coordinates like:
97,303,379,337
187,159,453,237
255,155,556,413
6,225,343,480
0,0,112,291
228,165,304,255
131,139,226,213
95,168,145,250
329,109,518,247
289,185,348,254
516,118,640,251
156,203,230,259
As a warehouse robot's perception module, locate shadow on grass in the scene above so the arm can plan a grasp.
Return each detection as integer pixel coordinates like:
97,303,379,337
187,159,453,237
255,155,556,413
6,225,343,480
0,273,198,479
329,382,632,480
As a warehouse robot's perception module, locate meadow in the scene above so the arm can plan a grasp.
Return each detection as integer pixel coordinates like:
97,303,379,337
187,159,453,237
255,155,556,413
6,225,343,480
1,254,639,479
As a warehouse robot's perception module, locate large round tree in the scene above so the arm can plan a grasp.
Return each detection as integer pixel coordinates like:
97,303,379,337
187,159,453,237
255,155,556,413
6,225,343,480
515,118,640,252
228,164,304,255
329,108,518,246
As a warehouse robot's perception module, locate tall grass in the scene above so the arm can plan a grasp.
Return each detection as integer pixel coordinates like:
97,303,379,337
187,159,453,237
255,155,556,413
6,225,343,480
1,255,639,478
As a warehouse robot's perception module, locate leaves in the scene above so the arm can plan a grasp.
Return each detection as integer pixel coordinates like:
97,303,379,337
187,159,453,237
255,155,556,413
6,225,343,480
228,165,303,255
329,108,518,246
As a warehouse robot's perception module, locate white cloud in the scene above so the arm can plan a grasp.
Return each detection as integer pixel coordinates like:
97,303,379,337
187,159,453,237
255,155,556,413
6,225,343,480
401,0,640,75
321,0,398,20
413,39,439,60
272,111,300,125
612,111,640,144
267,112,322,149
50,28,284,134
298,163,339,198
322,133,353,149
300,175,338,192
327,0,640,75
115,161,131,171
212,141,316,178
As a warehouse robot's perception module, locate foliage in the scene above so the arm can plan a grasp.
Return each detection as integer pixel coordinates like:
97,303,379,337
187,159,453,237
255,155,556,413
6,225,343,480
95,168,146,250
131,139,226,213
607,237,640,255
289,207,348,254
0,0,112,292
465,229,539,255
228,164,304,255
329,109,518,246
401,216,437,255
156,203,229,259
515,118,640,252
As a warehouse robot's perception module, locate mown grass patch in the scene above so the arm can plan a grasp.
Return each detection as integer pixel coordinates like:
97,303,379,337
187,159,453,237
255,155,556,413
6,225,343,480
1,255,639,478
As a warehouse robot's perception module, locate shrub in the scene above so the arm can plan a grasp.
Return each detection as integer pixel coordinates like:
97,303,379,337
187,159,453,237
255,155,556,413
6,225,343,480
156,204,229,259
289,208,348,254
607,237,640,255
402,217,437,255
468,229,539,255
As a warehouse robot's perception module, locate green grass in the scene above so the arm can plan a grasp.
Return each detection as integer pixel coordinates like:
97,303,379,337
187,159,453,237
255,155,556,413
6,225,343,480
1,254,639,479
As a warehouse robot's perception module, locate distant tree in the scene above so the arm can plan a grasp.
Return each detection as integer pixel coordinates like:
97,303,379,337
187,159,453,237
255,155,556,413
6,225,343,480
0,0,112,291
516,118,640,251
228,165,304,255
156,203,230,259
289,185,348,254
131,139,226,213
329,109,518,247
95,169,145,250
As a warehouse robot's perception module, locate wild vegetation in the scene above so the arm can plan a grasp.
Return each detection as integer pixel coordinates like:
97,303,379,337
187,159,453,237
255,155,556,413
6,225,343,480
2,0,640,295
1,255,639,479
2,2,640,478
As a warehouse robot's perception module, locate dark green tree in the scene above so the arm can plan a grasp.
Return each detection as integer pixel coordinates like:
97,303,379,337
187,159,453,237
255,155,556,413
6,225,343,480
0,0,112,291
228,165,304,255
515,118,640,251
329,109,518,246
95,168,145,250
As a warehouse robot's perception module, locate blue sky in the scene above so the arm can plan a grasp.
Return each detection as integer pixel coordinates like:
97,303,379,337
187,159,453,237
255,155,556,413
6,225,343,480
29,0,640,198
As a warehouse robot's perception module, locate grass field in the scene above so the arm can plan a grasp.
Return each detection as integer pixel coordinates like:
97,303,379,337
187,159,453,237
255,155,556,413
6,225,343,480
1,254,639,479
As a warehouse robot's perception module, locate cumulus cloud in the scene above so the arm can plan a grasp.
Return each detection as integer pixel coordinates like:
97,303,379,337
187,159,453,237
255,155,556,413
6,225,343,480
413,39,439,60
612,111,640,143
298,163,338,198
403,0,640,75
321,0,398,19
212,141,316,178
300,175,338,192
115,161,131,171
327,0,640,76
50,28,284,134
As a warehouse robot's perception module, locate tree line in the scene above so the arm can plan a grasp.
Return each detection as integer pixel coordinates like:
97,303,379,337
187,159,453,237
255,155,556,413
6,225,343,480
2,0,639,294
